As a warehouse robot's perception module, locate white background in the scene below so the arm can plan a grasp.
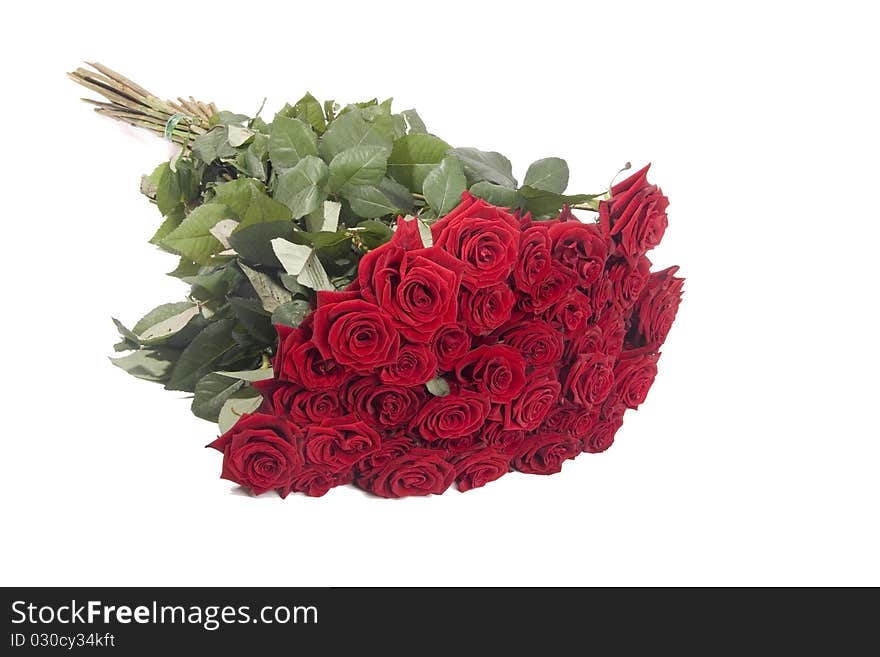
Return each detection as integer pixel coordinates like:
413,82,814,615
1,1,877,586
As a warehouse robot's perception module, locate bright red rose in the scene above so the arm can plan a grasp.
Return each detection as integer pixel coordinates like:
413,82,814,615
363,448,456,498
455,344,526,403
517,263,576,313
482,422,527,456
512,432,581,475
208,413,304,497
430,323,472,370
452,449,510,492
565,353,615,406
504,370,562,431
607,255,651,312
410,387,491,442
564,323,603,362
254,380,347,425
627,266,684,350
312,292,400,372
273,323,309,382
513,225,553,293
286,341,352,390
303,417,381,473
545,289,592,334
599,164,669,261
548,220,608,286
353,436,414,489
612,349,659,409
496,319,564,368
346,376,425,430
588,275,612,320
431,192,521,287
380,343,437,386
358,217,465,342
289,467,354,497
460,282,516,336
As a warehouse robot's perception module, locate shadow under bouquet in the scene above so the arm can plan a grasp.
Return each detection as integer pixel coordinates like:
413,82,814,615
72,63,684,499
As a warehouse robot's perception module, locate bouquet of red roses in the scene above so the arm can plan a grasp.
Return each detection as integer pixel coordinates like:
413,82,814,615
72,63,683,498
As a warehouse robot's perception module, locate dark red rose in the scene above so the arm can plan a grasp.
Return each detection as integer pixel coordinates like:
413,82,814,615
363,448,456,498
504,371,562,431
312,291,400,372
289,467,354,497
548,220,608,286
569,405,600,439
541,403,579,434
452,449,510,492
431,192,521,287
303,417,381,472
512,432,581,475
354,436,414,489
455,344,526,403
564,323,603,362
565,353,615,406
545,289,592,334
380,343,437,386
482,422,527,456
358,217,465,342
273,323,309,383
410,387,490,442
612,349,659,410
460,282,516,336
599,164,669,261
588,276,612,320
583,404,625,453
254,380,348,425
607,255,651,312
288,341,352,390
517,263,576,313
430,323,472,370
627,266,684,350
208,413,304,497
496,319,564,368
513,225,553,293
597,312,626,358
347,376,425,430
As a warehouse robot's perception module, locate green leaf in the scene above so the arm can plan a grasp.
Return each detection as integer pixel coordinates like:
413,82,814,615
268,115,319,169
228,297,275,344
133,302,199,344
426,376,451,397
218,393,262,434
319,108,394,160
238,263,294,312
448,147,517,188
423,156,467,215
271,299,312,327
192,372,247,422
155,163,181,215
160,204,235,264
469,181,522,208
166,319,238,392
274,155,329,219
111,348,180,383
305,200,341,233
401,109,427,133
227,221,296,267
215,368,275,382
167,257,201,279
292,92,326,134
184,263,243,301
378,177,416,212
518,186,596,217
327,145,388,192
271,238,334,292
149,206,185,246
212,111,250,126
212,178,291,230
192,127,236,163
226,125,254,148
356,220,394,249
388,134,452,193
112,318,139,351
344,186,399,218
234,133,269,181
523,157,569,194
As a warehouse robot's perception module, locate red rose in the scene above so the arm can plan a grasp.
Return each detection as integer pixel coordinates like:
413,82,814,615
583,404,625,453
513,225,553,293
564,353,615,406
607,255,651,312
452,449,510,492
512,432,581,475
303,417,381,472
273,323,309,382
289,467,354,497
545,289,592,334
504,371,562,431
569,405,599,439
597,311,626,358
363,448,456,498
483,422,527,456
380,343,437,386
599,164,669,261
564,323,603,362
347,376,425,430
612,349,659,409
431,192,521,287
460,282,516,336
410,387,491,442
430,323,472,370
208,412,304,497
354,436,414,489
628,266,684,350
312,291,400,372
517,263,576,313
289,341,352,390
455,344,526,403
541,403,579,434
255,380,347,425
548,220,608,286
588,276,612,320
497,319,564,368
358,217,465,342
